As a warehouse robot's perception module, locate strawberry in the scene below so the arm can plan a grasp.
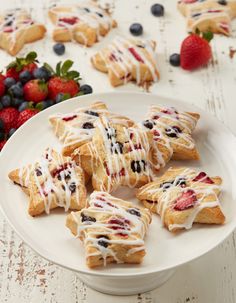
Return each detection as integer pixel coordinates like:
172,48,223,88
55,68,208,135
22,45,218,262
174,189,198,211
6,51,38,80
0,107,19,133
0,140,7,151
180,32,213,70
0,73,6,97
192,172,214,184
23,80,48,103
45,60,80,100
16,109,38,128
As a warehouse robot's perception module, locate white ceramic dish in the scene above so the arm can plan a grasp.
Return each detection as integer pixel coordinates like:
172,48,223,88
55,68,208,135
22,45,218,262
0,92,236,295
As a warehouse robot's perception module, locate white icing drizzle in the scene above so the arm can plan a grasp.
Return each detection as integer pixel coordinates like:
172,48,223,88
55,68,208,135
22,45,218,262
73,191,151,266
18,148,84,214
138,167,223,231
94,36,159,85
146,105,199,151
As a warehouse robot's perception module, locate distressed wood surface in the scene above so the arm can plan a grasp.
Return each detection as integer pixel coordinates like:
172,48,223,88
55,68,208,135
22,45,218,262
0,0,236,302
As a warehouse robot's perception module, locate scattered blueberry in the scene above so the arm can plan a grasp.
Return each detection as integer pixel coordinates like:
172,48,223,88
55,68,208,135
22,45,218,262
55,93,65,103
160,181,173,191
12,98,24,108
0,131,5,141
129,23,143,36
165,126,181,138
69,182,76,193
111,141,123,154
82,122,94,129
218,0,227,5
1,95,11,107
127,208,141,217
131,160,146,173
80,84,93,95
33,67,51,81
175,177,186,187
19,70,32,84
84,110,99,117
81,213,96,223
35,168,42,176
143,119,155,129
4,77,16,88
18,101,29,112
0,118,4,130
9,84,23,98
8,128,16,138
151,3,164,17
97,235,109,248
169,53,181,67
53,43,65,56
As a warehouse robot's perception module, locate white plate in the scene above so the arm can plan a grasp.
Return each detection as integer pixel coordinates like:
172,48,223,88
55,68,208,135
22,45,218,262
1,92,236,294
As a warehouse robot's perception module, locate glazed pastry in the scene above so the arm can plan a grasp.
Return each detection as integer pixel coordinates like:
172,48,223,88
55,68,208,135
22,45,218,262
74,115,172,192
0,9,46,55
66,191,152,268
177,0,236,36
144,105,200,160
8,148,87,216
91,37,160,87
48,1,117,47
49,101,135,157
137,167,225,232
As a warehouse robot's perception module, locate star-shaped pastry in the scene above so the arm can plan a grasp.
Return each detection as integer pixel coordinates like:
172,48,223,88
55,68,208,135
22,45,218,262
66,191,151,268
8,148,87,216
137,167,225,232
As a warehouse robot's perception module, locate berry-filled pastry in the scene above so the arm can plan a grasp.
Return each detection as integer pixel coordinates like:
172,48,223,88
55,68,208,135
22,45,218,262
66,191,152,268
177,0,236,36
136,167,225,232
74,115,172,192
144,105,200,160
49,101,135,157
91,37,160,87
0,9,46,55
48,1,117,47
8,148,87,216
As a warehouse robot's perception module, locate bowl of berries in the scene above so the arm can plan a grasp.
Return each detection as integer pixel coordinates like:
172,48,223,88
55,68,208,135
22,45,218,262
0,52,93,151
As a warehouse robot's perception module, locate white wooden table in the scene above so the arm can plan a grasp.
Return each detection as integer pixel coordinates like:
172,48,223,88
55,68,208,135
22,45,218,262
0,0,236,302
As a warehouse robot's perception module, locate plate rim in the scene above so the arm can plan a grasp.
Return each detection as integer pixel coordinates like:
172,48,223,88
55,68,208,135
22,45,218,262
1,91,236,278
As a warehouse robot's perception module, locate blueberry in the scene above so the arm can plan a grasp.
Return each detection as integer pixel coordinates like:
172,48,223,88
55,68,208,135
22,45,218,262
80,84,93,95
1,95,11,107
4,77,16,88
53,43,65,56
0,131,5,141
55,93,65,103
160,181,173,191
69,182,76,193
33,67,51,81
82,122,94,129
165,126,181,138
0,118,4,130
111,142,123,154
169,53,181,67
218,0,227,5
175,177,186,187
9,84,23,98
19,70,32,84
18,101,29,112
35,168,42,176
8,128,16,138
143,119,155,129
12,98,23,108
97,235,109,248
84,110,99,117
81,213,96,223
151,3,164,17
127,208,141,217
131,160,146,173
129,23,143,36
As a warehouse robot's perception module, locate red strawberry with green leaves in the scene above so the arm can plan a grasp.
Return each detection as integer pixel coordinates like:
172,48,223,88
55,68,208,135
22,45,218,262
0,107,19,133
180,31,213,71
6,51,38,80
16,109,39,128
0,73,6,97
0,140,7,151
45,60,80,100
23,79,48,103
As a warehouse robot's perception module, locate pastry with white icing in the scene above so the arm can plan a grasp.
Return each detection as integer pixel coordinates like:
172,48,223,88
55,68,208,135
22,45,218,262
48,1,117,47
49,101,135,157
0,9,46,55
144,104,200,160
66,191,152,268
91,37,160,87
8,148,87,216
74,115,172,192
136,167,225,232
178,0,236,36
